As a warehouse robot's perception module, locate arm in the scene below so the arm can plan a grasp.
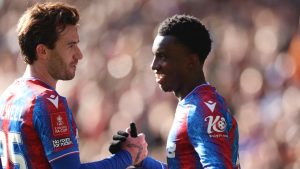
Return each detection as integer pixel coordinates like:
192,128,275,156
50,150,132,169
33,95,135,169
49,131,149,169
141,156,167,169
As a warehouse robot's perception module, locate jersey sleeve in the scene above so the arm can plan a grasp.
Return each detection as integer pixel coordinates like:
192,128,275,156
32,94,80,164
141,156,167,169
33,93,133,169
50,150,132,169
187,104,233,168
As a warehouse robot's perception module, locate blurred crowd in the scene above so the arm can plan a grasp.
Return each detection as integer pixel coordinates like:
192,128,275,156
1,0,300,168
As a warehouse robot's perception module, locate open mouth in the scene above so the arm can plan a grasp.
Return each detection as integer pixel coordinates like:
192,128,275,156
155,74,166,84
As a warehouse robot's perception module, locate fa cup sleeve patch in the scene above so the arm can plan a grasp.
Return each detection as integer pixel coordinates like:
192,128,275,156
51,112,71,137
50,112,73,151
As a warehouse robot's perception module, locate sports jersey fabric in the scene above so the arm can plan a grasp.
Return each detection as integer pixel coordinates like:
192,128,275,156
142,84,240,169
0,77,131,169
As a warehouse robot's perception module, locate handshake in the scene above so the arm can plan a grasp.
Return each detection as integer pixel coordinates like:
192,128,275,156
109,123,148,166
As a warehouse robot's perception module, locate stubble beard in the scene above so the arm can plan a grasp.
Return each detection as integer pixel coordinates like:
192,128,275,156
48,57,75,81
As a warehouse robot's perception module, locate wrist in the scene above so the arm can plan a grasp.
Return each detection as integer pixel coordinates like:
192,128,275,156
122,143,143,165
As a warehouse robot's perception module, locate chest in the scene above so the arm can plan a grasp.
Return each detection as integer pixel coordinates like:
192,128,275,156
166,107,192,157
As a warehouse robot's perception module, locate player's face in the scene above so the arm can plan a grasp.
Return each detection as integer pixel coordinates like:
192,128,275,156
46,25,83,81
151,35,190,93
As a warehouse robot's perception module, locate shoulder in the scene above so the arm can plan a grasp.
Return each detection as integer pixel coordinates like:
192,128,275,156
23,79,65,112
25,79,56,96
0,78,59,105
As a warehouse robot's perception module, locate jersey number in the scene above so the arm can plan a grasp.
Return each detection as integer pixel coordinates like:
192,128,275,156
0,131,28,169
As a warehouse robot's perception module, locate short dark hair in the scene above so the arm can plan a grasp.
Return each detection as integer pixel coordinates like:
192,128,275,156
157,14,212,64
17,2,80,64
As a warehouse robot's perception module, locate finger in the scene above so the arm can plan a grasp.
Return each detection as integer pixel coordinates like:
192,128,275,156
113,135,127,141
137,133,145,139
130,122,137,137
117,130,129,137
125,127,130,133
110,140,121,145
109,144,121,154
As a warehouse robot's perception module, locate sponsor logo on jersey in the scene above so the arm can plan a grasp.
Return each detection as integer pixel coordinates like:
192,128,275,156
50,112,71,137
52,137,73,151
47,95,59,109
204,100,216,112
51,112,73,151
205,115,228,138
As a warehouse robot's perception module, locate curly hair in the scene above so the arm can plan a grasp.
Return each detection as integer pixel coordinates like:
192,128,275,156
17,2,80,64
157,14,212,64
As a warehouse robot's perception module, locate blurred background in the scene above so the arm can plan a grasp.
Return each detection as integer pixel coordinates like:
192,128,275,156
1,0,300,168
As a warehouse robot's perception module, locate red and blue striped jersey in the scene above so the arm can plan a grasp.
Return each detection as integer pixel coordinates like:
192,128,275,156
142,84,240,169
167,84,240,168
0,77,79,169
0,77,133,169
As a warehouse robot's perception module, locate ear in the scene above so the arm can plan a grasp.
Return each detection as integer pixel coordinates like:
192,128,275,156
36,44,48,60
186,54,200,69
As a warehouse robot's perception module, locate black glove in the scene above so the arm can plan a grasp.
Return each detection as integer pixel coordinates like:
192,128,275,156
109,130,129,154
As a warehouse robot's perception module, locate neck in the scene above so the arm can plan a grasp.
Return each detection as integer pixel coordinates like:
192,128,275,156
175,72,206,101
23,64,57,89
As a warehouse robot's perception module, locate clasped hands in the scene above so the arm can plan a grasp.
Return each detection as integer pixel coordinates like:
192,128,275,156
109,123,148,166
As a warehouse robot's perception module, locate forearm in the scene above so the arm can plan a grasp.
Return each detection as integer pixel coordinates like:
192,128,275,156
141,156,167,169
80,150,132,169
51,150,132,169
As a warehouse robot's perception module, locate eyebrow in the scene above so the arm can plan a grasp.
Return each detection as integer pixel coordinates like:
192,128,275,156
67,40,79,45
